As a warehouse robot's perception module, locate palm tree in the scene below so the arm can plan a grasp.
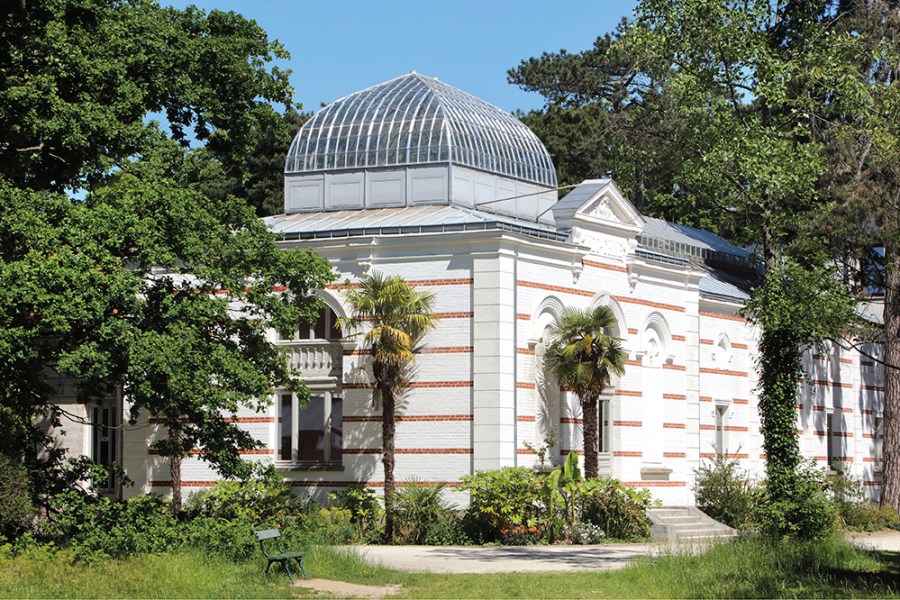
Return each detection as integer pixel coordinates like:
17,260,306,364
339,272,437,543
544,306,627,478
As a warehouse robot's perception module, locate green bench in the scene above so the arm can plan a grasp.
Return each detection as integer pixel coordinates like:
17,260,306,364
255,528,307,583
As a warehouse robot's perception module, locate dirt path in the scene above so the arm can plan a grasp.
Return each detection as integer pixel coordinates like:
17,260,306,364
294,578,402,598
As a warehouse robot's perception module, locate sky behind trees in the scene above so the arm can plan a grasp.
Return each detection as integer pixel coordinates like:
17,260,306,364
164,0,638,113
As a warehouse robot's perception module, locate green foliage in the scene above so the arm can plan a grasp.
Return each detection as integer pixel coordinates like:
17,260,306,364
566,522,607,545
580,477,654,540
423,512,470,546
694,455,758,530
827,472,900,532
756,460,836,540
47,492,182,560
184,468,294,523
0,455,35,538
184,516,258,562
329,485,383,542
394,478,451,545
459,467,541,543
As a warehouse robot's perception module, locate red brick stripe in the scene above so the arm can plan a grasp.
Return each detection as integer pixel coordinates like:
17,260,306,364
664,393,687,400
863,385,885,392
672,335,686,342
700,424,717,431
664,452,686,458
286,480,462,488
418,346,473,354
615,390,642,397
613,451,642,457
614,420,642,427
517,415,536,422
700,396,713,402
614,295,685,313
560,417,583,424
700,367,749,377
627,328,639,335
624,359,641,367
732,343,749,350
343,415,472,423
724,426,748,432
149,449,273,456
344,448,472,455
663,423,686,429
516,313,531,321
518,280,594,297
663,363,686,371
433,312,473,319
345,381,474,389
733,398,749,405
147,416,275,424
811,380,852,389
517,382,536,389
622,481,687,487
149,480,218,487
583,259,627,273
700,339,715,345
517,347,536,355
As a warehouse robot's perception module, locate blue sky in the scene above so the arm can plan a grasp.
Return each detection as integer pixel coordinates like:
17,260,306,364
165,0,638,114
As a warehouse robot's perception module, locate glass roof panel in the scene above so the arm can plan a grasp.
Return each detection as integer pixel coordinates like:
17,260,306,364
285,72,557,188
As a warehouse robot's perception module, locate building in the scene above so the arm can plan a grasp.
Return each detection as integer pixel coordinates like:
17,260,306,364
52,73,886,505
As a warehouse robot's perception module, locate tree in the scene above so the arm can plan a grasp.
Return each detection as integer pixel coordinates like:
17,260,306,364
805,0,900,511
514,0,860,535
543,306,626,479
339,273,437,543
0,0,329,507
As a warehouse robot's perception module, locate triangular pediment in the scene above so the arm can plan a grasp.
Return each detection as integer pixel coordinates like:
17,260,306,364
551,179,645,234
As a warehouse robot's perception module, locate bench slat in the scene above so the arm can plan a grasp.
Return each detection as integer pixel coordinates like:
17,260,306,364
255,528,281,540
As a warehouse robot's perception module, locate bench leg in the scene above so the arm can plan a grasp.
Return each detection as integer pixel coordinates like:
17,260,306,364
281,559,295,585
296,558,308,580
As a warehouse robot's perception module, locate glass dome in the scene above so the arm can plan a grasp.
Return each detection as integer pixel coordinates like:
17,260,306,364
285,72,557,188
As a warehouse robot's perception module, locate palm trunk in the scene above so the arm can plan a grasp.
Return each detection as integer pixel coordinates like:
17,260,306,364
381,382,397,543
880,242,900,511
582,395,599,478
168,424,183,514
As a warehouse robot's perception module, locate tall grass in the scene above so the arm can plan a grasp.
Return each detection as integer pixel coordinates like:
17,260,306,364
1,535,896,599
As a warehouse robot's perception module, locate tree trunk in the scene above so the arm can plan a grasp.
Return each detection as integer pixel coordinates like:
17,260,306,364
880,242,900,511
168,425,183,514
582,395,599,478
381,382,397,543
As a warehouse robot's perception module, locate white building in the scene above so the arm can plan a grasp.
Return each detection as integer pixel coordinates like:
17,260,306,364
52,73,886,505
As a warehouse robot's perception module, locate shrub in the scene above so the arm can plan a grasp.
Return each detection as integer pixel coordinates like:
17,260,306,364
459,467,540,543
185,467,293,523
757,460,835,540
694,455,757,530
423,511,470,546
48,492,181,560
827,472,900,531
566,522,606,544
329,485,382,542
186,516,259,561
394,478,450,544
581,477,653,540
0,455,35,539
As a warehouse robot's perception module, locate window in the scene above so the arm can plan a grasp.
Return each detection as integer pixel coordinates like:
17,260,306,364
279,391,342,464
715,404,729,457
599,399,612,453
827,411,840,470
875,414,884,469
91,406,117,492
280,306,342,341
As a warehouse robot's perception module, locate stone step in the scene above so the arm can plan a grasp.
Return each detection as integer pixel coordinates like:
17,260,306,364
656,515,702,525
648,507,737,543
649,509,695,518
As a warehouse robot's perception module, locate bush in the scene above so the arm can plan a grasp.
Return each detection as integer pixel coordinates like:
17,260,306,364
694,455,757,530
460,467,541,543
581,477,653,540
566,522,606,544
757,460,835,540
827,472,900,531
186,516,258,561
423,511,470,546
394,478,450,544
0,455,35,539
329,485,382,542
48,492,181,560
185,467,294,524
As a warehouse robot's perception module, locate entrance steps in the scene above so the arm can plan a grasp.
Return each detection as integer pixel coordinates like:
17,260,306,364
647,507,737,543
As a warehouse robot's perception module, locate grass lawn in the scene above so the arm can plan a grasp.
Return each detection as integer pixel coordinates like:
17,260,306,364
1,536,897,599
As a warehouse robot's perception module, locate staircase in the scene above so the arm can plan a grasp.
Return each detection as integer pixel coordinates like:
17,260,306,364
647,507,737,543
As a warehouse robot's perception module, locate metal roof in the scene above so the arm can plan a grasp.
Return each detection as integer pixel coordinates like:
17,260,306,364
699,269,752,302
264,205,568,242
285,72,557,188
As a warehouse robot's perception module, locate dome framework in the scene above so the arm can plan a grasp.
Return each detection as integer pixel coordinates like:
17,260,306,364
285,72,557,188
